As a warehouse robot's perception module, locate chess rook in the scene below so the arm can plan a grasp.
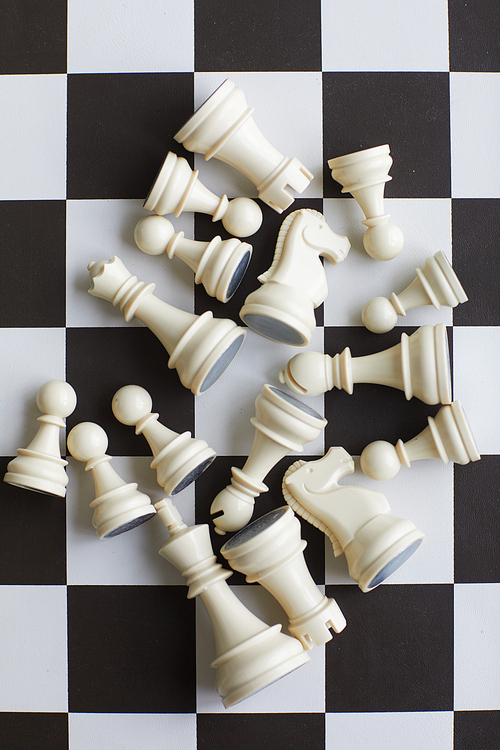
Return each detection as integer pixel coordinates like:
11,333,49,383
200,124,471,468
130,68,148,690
175,79,313,213
279,323,452,405
4,380,77,497
87,256,246,395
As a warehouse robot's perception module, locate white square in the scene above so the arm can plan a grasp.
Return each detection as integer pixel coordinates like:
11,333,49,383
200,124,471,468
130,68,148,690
453,326,500,455
67,0,194,73
326,711,453,750
0,585,67,711
191,72,323,201
454,583,500,710
66,199,195,327
69,712,196,750
321,0,449,72
323,198,453,328
451,73,500,198
0,75,67,200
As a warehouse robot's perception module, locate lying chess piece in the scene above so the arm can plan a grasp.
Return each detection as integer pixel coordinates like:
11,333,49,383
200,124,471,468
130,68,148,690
67,422,156,538
220,506,346,647
283,447,424,591
134,214,252,303
155,498,309,708
360,401,481,481
143,151,262,238
175,79,313,214
88,256,246,395
112,384,216,495
328,144,403,261
239,208,350,346
362,251,468,333
210,384,326,535
279,323,451,405
4,380,77,497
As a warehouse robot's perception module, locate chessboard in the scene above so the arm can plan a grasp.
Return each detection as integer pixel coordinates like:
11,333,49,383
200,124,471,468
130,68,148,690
1,1,499,748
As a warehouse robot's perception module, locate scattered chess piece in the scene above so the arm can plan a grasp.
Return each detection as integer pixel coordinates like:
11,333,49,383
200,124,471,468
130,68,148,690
220,506,346,647
279,323,451,405
239,208,350,346
155,498,309,708
283,447,424,592
112,384,216,495
328,144,403,261
175,79,313,214
362,251,468,333
134,214,252,303
4,380,77,497
210,384,326,535
143,151,262,238
67,422,156,538
87,256,246,395
360,401,481,481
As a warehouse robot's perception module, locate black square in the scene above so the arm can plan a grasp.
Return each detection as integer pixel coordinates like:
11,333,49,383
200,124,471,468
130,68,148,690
194,0,321,72
323,73,451,199
0,712,68,750
67,73,194,200
325,583,454,712
0,0,67,75
65,327,194,456
196,712,325,750
454,710,500,750
452,199,500,326
449,0,500,72
67,584,196,713
0,201,66,328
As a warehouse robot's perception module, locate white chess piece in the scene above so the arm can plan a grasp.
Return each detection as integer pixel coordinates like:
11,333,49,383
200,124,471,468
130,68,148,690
360,401,481,481
362,251,468,333
67,422,156,538
4,380,77,497
87,256,246,395
283,447,424,592
239,208,350,346
143,151,262,238
210,384,326,535
155,498,309,708
134,214,252,303
279,323,451,405
175,79,313,214
220,506,346,647
328,144,403,261
111,385,216,495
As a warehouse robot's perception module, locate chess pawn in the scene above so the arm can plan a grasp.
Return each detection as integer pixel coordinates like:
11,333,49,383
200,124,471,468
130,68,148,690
279,323,452,405
210,384,326,535
88,256,246,395
143,151,262,238
67,422,156,538
112,384,216,495
175,79,313,214
239,208,350,346
360,401,481,481
328,144,403,261
155,498,309,708
282,447,424,592
4,380,77,497
134,214,252,303
362,251,468,333
221,506,346,648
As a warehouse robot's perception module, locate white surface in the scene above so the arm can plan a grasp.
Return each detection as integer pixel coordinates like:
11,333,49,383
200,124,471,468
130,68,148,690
69,713,197,750
326,711,453,750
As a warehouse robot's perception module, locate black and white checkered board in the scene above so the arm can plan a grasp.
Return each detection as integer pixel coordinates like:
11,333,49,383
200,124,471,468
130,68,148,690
1,1,499,748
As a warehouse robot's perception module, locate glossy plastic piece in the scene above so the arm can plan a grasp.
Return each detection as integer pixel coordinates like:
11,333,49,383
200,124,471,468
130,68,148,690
328,144,403,261
87,256,246,395
279,324,451,405
155,498,309,708
210,384,326,535
282,447,424,592
175,79,313,213
239,208,350,346
4,380,77,497
360,400,481,481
